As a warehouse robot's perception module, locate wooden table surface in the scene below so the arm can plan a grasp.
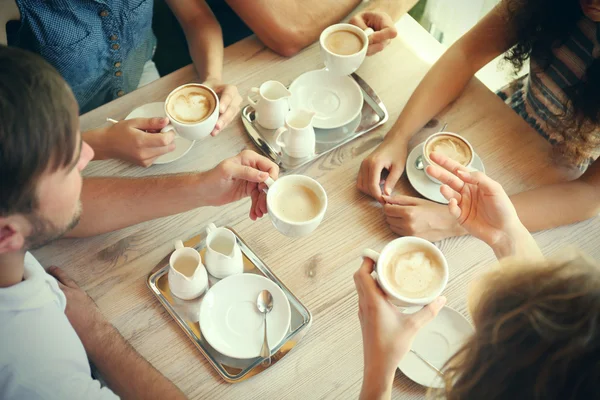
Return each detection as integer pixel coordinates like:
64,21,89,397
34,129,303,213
34,16,600,400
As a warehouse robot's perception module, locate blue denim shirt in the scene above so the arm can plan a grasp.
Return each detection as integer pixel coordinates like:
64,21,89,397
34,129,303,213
9,0,156,114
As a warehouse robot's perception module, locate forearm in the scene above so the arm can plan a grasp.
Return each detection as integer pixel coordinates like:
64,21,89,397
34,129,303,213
359,367,394,400
185,14,224,82
82,127,112,161
385,45,476,147
491,223,543,260
86,322,186,400
364,0,418,21
67,173,207,237
510,180,600,232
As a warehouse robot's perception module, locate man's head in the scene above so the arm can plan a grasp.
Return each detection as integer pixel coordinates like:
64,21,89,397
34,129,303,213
0,46,94,253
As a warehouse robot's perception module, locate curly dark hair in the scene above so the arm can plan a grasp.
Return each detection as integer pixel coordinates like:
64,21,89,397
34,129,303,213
502,0,600,167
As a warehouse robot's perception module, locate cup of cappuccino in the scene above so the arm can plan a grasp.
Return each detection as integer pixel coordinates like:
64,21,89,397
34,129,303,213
363,237,449,308
320,23,374,76
264,175,327,237
161,83,219,141
423,132,475,184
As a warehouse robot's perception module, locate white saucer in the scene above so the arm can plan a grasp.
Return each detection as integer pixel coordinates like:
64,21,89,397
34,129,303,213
125,102,195,165
398,306,474,389
199,273,291,359
289,69,363,129
315,111,362,144
406,143,485,204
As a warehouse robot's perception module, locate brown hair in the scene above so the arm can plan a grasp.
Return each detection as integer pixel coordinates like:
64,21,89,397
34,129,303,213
431,253,600,399
502,0,600,167
0,46,79,216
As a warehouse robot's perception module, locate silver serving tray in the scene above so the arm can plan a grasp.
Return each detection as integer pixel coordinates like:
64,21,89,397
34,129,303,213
243,73,388,171
147,228,312,383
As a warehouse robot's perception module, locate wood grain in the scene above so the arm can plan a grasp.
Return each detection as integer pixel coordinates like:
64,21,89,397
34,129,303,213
33,16,599,400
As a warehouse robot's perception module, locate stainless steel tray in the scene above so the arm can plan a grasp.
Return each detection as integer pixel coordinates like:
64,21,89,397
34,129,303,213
243,73,388,171
147,228,312,383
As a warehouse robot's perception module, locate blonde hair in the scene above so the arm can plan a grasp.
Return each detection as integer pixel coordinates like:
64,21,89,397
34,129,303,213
430,252,600,399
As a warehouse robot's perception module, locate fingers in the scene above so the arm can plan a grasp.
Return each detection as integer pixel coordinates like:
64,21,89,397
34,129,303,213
348,15,369,30
405,297,447,333
142,131,176,148
448,198,462,219
429,152,469,177
353,258,381,299
366,161,384,199
366,40,390,56
240,150,280,180
249,189,259,221
383,164,402,196
456,170,502,194
426,164,465,193
213,85,242,136
440,184,462,203
229,163,270,183
382,194,418,206
126,117,170,131
47,266,78,289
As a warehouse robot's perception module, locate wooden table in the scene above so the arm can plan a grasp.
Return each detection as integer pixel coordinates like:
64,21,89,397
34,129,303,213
34,16,600,399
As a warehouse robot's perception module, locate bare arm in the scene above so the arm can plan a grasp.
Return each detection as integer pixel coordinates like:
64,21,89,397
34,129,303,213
510,159,600,231
166,0,224,82
386,3,515,147
226,0,416,57
67,174,206,238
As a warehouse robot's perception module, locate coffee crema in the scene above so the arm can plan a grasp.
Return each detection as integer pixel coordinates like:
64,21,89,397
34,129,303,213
166,85,216,124
382,246,445,299
425,134,472,166
271,184,322,223
324,30,364,56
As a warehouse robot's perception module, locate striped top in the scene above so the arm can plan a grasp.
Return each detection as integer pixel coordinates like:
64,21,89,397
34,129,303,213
497,16,600,170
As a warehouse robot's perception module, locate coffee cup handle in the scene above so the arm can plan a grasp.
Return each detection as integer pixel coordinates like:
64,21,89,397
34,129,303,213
247,87,260,106
362,249,380,263
274,127,287,149
174,240,184,250
262,177,275,194
364,28,374,37
206,223,217,235
161,124,177,134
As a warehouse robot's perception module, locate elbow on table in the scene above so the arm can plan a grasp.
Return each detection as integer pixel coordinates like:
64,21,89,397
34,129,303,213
259,26,311,57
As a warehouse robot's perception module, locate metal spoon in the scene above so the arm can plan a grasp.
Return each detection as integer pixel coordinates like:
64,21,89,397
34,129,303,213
415,122,448,170
410,349,444,377
257,290,274,367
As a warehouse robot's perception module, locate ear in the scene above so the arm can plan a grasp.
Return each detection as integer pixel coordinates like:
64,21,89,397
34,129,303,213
0,219,25,254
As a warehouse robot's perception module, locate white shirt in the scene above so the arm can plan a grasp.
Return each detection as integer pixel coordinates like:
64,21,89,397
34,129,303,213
0,253,119,400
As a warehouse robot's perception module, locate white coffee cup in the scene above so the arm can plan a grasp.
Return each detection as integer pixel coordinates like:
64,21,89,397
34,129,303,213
362,237,449,309
264,175,327,237
161,83,219,141
247,80,291,130
422,132,476,184
275,109,316,159
320,23,374,76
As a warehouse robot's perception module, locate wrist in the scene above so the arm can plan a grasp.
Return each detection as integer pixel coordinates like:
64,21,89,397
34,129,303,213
492,223,541,260
360,365,394,400
82,127,111,160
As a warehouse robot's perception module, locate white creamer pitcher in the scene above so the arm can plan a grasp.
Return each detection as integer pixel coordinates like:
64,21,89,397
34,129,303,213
274,109,316,159
204,223,244,279
168,240,208,300
247,81,291,130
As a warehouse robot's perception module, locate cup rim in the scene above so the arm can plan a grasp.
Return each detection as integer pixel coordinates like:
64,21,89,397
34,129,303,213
164,83,219,126
169,246,201,270
319,23,369,58
259,80,288,102
267,175,328,226
423,131,475,168
375,237,449,304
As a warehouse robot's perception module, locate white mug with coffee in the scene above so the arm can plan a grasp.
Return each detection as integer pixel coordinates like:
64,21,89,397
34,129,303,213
161,83,219,141
362,237,449,309
423,132,476,184
247,80,291,130
320,23,374,76
275,109,316,159
264,175,327,237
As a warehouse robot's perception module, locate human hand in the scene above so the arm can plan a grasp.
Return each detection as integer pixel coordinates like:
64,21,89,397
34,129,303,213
199,150,279,220
354,258,446,399
357,140,408,201
204,80,242,136
425,152,525,248
86,118,176,167
382,195,466,241
47,266,111,347
349,11,398,56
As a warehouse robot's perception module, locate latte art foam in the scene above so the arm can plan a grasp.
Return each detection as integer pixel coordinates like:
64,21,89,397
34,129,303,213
426,135,472,166
166,86,216,124
383,249,445,299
